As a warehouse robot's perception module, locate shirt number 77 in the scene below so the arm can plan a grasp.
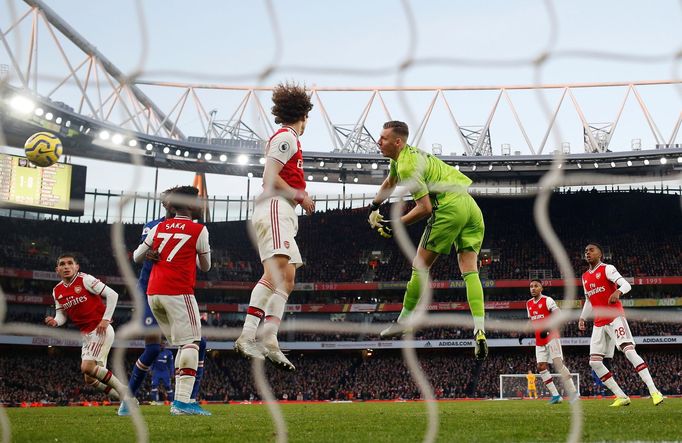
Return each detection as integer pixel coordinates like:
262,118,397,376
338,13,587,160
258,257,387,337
155,233,192,262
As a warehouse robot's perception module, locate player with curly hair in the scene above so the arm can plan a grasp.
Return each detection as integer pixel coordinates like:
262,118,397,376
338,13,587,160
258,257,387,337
235,82,315,371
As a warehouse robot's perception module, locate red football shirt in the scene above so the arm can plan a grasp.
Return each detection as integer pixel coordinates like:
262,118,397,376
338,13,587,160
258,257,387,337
582,262,624,327
266,126,306,191
52,273,107,333
145,216,210,296
526,294,560,346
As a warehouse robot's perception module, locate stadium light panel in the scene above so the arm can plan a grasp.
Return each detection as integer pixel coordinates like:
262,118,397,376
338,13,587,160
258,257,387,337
472,165,477,171
557,163,562,169
307,175,313,181
643,159,650,165
319,161,325,167
174,149,181,156
45,112,53,121
353,177,359,183
65,120,71,128
627,160,632,166
183,151,189,158
488,164,493,171
55,117,62,125
237,154,249,165
576,162,582,169
84,127,91,134
10,95,35,114
99,130,110,140
128,140,138,147
162,147,170,154
593,162,599,168
371,162,378,170
678,157,682,163
145,143,153,151
247,172,254,178
35,108,44,116
356,163,362,169
219,154,227,162
323,175,329,181
610,161,616,168
112,134,124,145
204,153,213,161
338,162,343,168
197,153,202,159
660,157,667,165
455,165,460,170
506,164,511,171
259,157,266,165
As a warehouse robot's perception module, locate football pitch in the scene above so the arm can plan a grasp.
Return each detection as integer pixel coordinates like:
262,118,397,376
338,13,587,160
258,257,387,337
6,398,682,442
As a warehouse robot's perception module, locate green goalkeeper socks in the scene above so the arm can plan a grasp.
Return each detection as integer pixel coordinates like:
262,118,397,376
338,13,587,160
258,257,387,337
398,267,422,322
463,271,485,332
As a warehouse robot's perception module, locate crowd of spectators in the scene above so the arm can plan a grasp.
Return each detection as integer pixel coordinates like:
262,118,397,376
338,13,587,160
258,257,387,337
2,347,681,405
1,191,680,284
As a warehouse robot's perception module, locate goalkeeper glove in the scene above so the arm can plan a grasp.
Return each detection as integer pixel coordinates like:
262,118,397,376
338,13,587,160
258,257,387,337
377,220,393,239
539,330,550,339
368,202,383,228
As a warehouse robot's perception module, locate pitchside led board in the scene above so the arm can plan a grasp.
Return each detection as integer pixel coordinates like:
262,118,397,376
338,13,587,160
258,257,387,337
0,153,86,216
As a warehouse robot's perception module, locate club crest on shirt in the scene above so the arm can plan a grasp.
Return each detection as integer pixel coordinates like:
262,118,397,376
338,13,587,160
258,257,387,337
74,285,82,294
284,240,290,249
279,142,290,153
596,272,602,279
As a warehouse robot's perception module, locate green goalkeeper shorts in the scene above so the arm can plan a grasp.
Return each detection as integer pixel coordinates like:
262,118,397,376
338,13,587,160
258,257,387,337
419,193,485,255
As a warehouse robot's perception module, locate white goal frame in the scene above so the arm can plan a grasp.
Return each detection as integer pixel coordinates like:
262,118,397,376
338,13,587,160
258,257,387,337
499,373,580,400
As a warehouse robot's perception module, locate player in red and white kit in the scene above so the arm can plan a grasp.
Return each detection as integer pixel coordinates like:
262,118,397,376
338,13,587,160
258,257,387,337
526,279,578,404
235,82,315,371
578,243,663,407
45,253,128,403
133,186,211,415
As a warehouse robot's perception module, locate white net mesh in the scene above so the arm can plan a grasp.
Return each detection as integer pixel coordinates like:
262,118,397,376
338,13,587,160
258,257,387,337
0,1,681,443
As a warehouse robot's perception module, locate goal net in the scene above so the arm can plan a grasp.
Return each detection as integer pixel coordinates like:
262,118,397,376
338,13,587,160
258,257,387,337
499,374,580,400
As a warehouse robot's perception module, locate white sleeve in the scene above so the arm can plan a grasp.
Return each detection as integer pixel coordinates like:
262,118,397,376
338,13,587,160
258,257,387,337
580,297,592,320
82,274,118,321
605,264,632,295
266,131,298,165
53,290,67,326
196,226,211,272
545,296,558,312
133,224,158,263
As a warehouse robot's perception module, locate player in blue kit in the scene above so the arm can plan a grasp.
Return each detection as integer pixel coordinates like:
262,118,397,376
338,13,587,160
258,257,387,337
119,190,210,416
151,345,174,403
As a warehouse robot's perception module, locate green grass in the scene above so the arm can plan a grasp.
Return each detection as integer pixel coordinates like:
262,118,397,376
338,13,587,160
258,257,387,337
6,398,682,442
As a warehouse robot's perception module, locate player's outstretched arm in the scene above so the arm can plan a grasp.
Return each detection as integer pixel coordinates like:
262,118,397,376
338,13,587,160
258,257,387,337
133,224,159,264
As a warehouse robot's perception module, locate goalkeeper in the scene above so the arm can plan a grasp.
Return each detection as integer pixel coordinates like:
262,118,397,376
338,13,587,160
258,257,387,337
368,120,487,360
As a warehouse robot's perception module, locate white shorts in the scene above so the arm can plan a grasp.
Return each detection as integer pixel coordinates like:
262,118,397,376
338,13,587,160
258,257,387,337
590,316,634,356
148,294,201,346
251,196,302,268
81,324,115,366
535,338,563,363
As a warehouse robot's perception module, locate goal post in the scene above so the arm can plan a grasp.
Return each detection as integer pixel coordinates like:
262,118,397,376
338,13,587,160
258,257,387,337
499,373,580,400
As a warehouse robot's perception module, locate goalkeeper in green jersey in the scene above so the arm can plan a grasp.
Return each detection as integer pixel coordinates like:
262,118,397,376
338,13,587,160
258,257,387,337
368,120,488,359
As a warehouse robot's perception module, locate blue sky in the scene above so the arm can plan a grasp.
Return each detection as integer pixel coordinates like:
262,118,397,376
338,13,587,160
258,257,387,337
2,0,681,200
